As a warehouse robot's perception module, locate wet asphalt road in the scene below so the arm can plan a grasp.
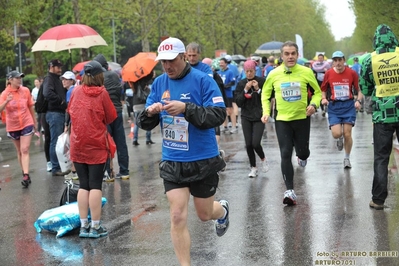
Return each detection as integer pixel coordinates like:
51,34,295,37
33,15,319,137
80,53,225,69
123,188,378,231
0,111,399,266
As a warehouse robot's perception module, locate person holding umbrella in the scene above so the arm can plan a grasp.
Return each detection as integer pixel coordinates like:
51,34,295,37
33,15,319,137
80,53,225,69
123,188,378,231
121,52,159,146
43,59,70,176
0,71,37,187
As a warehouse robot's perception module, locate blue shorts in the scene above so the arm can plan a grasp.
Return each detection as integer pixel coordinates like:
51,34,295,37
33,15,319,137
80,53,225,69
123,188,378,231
327,100,356,128
7,125,34,140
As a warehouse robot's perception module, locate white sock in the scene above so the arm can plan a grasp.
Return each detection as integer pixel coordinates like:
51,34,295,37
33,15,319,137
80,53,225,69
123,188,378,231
80,218,89,228
220,206,227,220
91,220,100,228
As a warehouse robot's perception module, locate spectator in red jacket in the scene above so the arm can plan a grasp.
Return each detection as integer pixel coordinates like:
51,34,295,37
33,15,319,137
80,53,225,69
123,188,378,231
68,61,117,238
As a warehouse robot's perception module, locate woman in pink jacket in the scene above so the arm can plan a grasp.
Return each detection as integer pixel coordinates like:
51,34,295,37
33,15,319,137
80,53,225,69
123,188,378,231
68,61,117,238
0,71,37,188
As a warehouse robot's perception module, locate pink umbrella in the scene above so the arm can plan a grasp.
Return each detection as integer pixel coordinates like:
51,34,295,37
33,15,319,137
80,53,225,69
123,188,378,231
32,24,107,52
31,24,107,68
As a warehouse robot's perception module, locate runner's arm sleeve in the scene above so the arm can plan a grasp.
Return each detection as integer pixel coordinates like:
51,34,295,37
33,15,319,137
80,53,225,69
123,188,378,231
136,109,160,131
360,57,374,96
320,71,329,92
307,71,322,108
224,81,235,89
234,80,246,107
261,77,273,116
184,103,226,129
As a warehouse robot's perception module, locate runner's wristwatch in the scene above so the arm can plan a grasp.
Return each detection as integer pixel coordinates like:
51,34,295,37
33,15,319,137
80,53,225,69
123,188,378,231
310,103,317,111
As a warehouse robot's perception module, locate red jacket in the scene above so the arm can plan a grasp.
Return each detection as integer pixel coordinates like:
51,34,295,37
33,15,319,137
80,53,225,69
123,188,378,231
68,84,117,164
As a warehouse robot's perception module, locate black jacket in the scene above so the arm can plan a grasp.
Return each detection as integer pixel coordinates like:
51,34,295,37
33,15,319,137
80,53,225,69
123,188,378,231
104,71,123,113
94,54,123,113
235,76,266,121
43,72,67,113
132,81,151,106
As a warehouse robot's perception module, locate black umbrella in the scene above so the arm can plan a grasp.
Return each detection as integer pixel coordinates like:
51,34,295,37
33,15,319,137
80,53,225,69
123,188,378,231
231,54,247,63
255,41,283,54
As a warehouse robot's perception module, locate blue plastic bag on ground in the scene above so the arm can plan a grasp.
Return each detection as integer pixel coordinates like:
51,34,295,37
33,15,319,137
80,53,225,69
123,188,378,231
34,197,107,238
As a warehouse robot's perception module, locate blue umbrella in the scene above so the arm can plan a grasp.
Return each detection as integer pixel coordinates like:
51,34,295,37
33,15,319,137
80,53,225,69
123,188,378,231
255,41,284,54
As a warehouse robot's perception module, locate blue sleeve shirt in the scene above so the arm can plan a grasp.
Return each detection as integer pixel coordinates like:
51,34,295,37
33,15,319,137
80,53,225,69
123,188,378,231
228,64,239,91
217,68,235,98
191,62,213,77
146,68,225,162
66,85,75,103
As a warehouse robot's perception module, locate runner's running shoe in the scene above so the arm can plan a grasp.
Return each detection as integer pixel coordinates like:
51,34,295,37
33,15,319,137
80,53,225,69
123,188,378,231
337,137,344,151
297,157,307,167
283,189,297,206
248,167,258,178
88,225,108,238
229,128,238,134
219,150,226,172
344,158,352,169
79,224,90,238
215,200,230,237
262,159,269,172
21,174,31,188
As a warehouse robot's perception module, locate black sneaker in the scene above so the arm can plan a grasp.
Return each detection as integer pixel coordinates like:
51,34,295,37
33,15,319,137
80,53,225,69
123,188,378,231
21,174,31,188
369,200,385,210
215,200,230,237
79,224,90,238
88,225,108,238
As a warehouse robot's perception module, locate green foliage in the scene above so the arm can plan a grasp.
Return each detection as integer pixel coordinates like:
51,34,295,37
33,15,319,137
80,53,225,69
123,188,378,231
0,30,15,69
351,0,399,53
2,0,372,79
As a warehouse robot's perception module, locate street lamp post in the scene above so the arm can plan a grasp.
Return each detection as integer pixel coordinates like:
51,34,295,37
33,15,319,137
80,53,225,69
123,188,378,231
112,18,116,62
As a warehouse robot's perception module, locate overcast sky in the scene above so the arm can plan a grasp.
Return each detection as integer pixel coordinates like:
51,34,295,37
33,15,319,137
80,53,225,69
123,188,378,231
318,0,356,40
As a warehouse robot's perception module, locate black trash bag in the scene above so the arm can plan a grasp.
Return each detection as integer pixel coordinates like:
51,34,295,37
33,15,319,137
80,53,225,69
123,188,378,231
59,180,80,206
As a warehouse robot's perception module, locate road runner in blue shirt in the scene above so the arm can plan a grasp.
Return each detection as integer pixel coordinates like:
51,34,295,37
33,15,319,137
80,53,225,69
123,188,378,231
137,37,230,266
218,58,237,133
225,55,240,132
186,42,213,77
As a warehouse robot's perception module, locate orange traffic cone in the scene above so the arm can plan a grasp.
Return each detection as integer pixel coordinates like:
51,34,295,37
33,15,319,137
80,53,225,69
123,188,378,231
129,123,135,138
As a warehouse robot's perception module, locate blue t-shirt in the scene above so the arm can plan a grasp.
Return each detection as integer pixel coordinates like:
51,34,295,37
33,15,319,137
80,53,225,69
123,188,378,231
66,85,75,103
228,63,239,91
146,68,225,162
263,65,274,78
351,63,361,76
217,68,235,98
255,66,262,77
191,62,213,77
